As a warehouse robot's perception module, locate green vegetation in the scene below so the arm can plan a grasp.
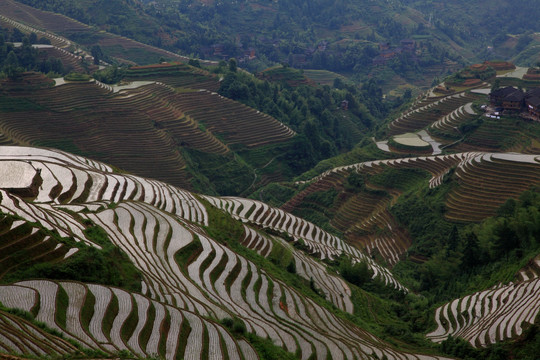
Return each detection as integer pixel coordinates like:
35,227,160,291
394,184,540,300
2,218,142,293
290,188,341,234
64,72,92,82
249,183,297,208
181,148,254,196
174,235,203,271
93,65,127,84
217,68,382,175
0,96,43,112
370,168,430,192
0,27,65,79
267,241,294,270
338,257,372,287
295,141,392,182
244,333,298,360
220,316,247,338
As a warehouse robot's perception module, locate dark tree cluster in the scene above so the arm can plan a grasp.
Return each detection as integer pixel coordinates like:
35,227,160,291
0,27,64,79
217,65,386,172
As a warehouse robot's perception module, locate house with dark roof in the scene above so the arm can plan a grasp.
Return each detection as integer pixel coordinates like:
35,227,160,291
490,86,540,120
400,39,416,51
502,90,525,110
490,86,523,108
524,88,540,120
526,96,540,120
526,88,540,99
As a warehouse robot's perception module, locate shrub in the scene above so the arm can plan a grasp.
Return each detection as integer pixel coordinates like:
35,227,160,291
64,72,91,82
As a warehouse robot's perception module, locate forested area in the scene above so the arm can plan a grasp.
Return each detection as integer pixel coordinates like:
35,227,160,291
0,27,64,78
216,62,389,171
12,0,463,82
393,186,540,301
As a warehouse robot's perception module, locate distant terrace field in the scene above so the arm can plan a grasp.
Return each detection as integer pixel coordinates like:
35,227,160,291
0,73,295,189
125,62,221,91
0,0,189,65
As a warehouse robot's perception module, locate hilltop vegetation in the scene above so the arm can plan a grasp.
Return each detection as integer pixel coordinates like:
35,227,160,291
9,0,540,91
0,27,65,79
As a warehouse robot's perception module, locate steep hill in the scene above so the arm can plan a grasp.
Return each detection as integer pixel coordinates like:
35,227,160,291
0,0,189,65
6,0,540,92
0,145,456,360
0,70,300,194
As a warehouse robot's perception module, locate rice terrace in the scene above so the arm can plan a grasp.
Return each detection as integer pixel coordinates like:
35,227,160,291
1,0,540,359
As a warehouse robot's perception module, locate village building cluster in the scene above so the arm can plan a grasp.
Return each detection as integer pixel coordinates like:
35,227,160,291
489,86,540,121
372,39,417,66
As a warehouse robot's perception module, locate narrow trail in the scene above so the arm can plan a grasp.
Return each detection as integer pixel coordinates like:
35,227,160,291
247,155,280,193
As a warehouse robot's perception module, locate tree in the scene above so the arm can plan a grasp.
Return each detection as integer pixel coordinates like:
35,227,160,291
491,79,501,92
4,50,18,67
492,219,520,260
339,258,372,287
91,45,104,65
333,77,344,89
38,37,51,45
497,198,516,217
446,225,459,252
228,58,237,72
188,58,200,68
462,232,480,269
29,32,38,44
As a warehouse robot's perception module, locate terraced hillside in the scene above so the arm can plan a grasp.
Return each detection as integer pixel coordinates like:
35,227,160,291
164,89,295,148
203,195,408,291
0,280,255,360
0,308,77,357
0,0,189,65
446,153,540,221
427,277,540,347
125,63,221,91
0,73,294,190
0,146,454,360
387,91,483,137
280,152,540,267
35,45,97,74
381,80,540,157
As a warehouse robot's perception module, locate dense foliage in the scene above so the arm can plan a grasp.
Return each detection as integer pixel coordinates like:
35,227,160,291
216,64,387,171
393,185,540,301
0,27,64,79
1,217,142,293
17,0,531,88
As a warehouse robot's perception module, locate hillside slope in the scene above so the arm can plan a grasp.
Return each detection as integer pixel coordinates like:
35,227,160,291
0,145,461,360
0,71,297,194
7,0,540,92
